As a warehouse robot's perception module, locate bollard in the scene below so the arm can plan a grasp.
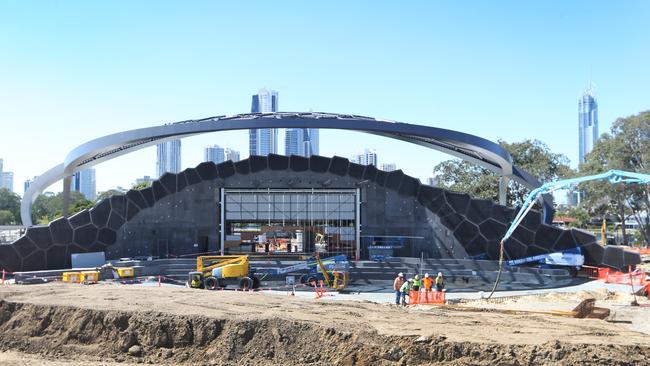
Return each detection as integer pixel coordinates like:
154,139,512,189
158,275,161,287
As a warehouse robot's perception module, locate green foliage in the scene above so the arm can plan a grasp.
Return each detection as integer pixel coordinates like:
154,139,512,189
433,139,573,206
69,198,94,216
31,191,90,225
131,181,152,190
554,206,590,228
96,189,124,202
433,161,500,201
580,111,650,244
0,210,15,225
0,188,21,225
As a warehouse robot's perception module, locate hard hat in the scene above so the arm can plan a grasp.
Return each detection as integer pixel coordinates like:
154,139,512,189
414,274,419,279
398,272,404,277
424,273,430,278
438,272,442,277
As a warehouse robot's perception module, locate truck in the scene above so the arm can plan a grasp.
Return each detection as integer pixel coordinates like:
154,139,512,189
187,255,261,290
254,254,349,290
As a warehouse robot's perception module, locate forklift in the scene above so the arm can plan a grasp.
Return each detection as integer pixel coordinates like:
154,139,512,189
188,255,261,290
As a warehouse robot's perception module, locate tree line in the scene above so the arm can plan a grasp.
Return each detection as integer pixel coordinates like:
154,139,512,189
433,111,649,245
0,182,151,226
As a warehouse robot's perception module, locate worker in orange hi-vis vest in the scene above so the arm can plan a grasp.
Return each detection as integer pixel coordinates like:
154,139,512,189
422,273,433,292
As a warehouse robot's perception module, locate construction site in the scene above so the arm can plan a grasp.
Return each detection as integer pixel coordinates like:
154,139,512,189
1,122,650,365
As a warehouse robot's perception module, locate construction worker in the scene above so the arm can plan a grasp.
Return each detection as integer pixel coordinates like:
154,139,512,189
435,272,445,292
190,273,202,289
422,273,433,292
400,278,412,306
393,272,405,305
412,274,421,291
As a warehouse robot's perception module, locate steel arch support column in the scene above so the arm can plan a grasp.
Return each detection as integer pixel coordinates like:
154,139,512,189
499,176,509,205
20,164,66,226
62,176,72,218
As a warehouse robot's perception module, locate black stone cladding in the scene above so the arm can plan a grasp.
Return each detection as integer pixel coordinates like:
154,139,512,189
0,155,641,272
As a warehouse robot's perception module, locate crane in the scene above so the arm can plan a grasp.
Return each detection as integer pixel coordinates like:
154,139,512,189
486,169,650,299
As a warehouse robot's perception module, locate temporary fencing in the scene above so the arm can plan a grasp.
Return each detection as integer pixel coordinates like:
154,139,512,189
1,269,12,285
603,269,646,286
408,290,445,305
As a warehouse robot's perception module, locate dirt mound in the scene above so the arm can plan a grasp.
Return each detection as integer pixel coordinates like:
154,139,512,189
0,300,648,365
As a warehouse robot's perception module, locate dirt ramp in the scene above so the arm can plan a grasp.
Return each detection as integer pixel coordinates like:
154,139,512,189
0,300,648,365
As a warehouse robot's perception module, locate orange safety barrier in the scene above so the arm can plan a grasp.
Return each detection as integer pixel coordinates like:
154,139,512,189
626,247,650,255
604,270,646,286
408,290,445,305
597,267,610,280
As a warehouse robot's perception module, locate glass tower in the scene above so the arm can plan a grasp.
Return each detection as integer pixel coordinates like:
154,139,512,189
156,139,182,177
578,86,598,164
204,145,226,164
72,168,96,201
285,128,319,157
249,89,279,156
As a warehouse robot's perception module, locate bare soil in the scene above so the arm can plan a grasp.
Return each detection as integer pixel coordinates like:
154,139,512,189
0,283,649,365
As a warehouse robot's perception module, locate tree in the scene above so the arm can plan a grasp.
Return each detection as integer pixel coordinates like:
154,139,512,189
433,139,573,206
0,188,21,225
31,191,90,225
96,189,124,202
554,206,590,228
432,161,499,201
580,111,650,244
131,181,152,190
0,210,15,225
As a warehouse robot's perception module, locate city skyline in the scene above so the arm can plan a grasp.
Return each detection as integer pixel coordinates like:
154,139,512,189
350,149,378,167
204,145,240,165
1,2,648,195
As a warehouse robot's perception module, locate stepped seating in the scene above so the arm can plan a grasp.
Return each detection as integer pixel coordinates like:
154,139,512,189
119,256,574,289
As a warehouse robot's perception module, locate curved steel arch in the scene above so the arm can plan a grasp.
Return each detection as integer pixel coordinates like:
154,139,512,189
21,112,553,226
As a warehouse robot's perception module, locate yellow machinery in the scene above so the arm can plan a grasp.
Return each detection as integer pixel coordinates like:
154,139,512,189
188,255,260,290
314,254,348,290
116,267,134,278
62,272,81,283
80,270,99,284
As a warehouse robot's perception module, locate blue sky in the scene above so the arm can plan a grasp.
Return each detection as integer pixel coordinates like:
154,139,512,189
0,1,649,195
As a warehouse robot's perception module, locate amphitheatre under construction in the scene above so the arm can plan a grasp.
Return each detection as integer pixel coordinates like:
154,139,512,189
0,112,648,365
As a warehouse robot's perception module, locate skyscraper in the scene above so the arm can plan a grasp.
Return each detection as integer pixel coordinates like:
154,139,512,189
204,145,225,164
285,128,320,157
285,129,303,156
225,148,240,162
72,168,96,201
156,139,182,177
578,85,598,164
350,149,378,166
249,89,279,156
380,163,397,172
0,158,14,192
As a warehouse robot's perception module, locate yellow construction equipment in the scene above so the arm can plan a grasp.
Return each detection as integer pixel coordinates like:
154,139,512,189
314,254,348,290
188,255,260,290
62,271,81,283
